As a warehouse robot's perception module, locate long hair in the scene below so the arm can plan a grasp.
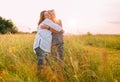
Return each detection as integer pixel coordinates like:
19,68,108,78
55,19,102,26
38,10,46,25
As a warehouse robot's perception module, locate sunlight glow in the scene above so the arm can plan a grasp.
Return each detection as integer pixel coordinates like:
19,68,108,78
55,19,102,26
66,18,79,27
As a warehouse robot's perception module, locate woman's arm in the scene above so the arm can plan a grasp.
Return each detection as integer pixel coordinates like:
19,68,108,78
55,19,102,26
56,19,62,27
41,24,58,33
41,24,64,33
41,19,63,33
41,18,62,32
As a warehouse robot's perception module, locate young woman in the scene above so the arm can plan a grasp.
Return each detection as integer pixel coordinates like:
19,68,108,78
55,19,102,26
41,9,64,60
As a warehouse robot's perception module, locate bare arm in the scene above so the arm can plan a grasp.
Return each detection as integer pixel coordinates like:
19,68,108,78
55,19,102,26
56,19,62,27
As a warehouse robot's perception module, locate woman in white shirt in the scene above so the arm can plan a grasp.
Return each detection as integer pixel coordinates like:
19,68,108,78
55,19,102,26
33,10,63,68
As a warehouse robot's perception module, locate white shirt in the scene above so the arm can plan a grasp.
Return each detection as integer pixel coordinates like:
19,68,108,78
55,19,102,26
33,18,62,52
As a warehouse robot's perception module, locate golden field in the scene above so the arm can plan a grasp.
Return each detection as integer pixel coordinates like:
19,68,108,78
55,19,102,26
0,34,120,82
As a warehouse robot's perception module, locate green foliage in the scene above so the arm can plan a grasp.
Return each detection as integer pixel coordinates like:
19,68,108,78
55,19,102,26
0,16,18,34
86,32,92,36
32,31,37,34
84,35,120,50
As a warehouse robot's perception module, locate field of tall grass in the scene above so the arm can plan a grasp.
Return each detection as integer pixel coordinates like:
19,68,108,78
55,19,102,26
0,34,120,82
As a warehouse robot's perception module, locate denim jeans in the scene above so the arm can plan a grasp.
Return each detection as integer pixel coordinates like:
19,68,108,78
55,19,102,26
51,43,64,60
35,47,49,66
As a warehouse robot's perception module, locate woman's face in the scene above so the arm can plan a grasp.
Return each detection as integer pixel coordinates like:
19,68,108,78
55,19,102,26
48,10,55,18
44,11,51,19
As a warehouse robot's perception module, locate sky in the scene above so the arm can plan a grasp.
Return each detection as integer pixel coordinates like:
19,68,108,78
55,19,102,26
0,0,120,34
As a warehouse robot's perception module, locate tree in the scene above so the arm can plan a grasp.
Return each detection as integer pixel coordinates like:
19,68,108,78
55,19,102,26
0,16,18,34
32,31,37,34
87,32,92,36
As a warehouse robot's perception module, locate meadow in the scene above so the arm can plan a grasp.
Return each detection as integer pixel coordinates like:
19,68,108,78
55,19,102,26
0,34,120,82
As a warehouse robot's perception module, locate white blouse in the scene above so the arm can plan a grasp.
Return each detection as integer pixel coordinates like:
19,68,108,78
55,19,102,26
33,18,62,53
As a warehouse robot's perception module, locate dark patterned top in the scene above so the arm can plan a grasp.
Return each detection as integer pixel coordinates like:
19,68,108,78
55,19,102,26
52,31,63,44
52,19,64,44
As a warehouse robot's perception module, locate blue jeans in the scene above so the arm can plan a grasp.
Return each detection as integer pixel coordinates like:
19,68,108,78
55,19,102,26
35,47,49,66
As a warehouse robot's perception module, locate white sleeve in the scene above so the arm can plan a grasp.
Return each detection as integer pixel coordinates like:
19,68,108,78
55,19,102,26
41,18,62,32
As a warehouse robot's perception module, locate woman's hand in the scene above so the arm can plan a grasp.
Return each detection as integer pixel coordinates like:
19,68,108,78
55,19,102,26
61,29,64,33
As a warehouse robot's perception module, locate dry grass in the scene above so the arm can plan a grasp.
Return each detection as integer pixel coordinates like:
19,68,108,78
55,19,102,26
0,34,120,82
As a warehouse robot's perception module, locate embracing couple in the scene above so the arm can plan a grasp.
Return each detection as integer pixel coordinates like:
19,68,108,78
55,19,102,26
33,9,64,68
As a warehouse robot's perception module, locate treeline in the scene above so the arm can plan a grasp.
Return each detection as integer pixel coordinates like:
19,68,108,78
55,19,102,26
0,16,18,34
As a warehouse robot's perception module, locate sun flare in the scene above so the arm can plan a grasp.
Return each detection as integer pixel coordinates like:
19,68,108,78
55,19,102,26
66,18,79,27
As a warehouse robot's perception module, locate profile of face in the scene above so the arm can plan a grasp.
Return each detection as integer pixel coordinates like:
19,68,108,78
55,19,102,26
44,11,51,19
48,10,56,18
